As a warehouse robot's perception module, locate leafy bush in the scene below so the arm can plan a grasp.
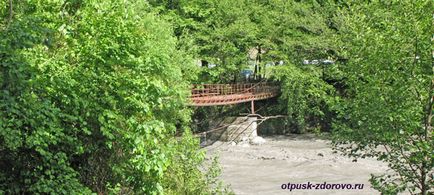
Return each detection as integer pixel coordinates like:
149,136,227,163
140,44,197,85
162,130,233,195
0,0,218,194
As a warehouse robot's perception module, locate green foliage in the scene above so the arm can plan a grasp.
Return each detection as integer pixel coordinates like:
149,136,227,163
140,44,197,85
151,0,259,83
5,0,432,194
252,0,338,62
0,1,92,193
332,1,433,194
0,0,215,194
272,63,339,133
150,0,339,83
251,0,341,133
163,130,233,194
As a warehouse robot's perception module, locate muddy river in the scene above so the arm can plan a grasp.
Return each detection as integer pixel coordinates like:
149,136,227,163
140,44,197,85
205,134,389,195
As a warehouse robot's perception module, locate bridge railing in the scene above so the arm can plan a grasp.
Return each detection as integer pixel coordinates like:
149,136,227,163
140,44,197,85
191,83,279,98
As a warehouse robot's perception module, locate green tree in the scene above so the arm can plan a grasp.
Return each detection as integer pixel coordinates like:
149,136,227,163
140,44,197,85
265,0,341,133
272,63,339,133
333,1,433,194
151,0,339,84
0,0,219,194
150,0,260,83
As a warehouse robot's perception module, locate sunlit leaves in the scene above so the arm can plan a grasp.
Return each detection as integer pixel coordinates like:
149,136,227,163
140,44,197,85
1,0,199,194
332,1,433,194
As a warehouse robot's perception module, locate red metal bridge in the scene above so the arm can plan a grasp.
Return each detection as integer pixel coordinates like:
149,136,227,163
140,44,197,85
189,83,279,113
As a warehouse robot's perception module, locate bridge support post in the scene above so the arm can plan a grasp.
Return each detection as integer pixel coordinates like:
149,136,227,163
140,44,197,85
251,100,255,114
203,116,266,145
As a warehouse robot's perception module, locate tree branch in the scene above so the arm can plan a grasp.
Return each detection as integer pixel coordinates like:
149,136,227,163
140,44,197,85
383,144,417,195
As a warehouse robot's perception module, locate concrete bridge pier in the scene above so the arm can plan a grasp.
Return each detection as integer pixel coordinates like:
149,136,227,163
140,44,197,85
225,116,258,142
206,116,265,145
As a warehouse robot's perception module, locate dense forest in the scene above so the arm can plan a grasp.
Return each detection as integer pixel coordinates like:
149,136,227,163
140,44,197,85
0,0,432,194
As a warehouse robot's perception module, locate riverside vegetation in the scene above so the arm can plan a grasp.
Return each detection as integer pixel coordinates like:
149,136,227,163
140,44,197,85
1,0,432,194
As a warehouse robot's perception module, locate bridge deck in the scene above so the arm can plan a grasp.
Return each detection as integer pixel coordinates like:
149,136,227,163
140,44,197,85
190,83,279,106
